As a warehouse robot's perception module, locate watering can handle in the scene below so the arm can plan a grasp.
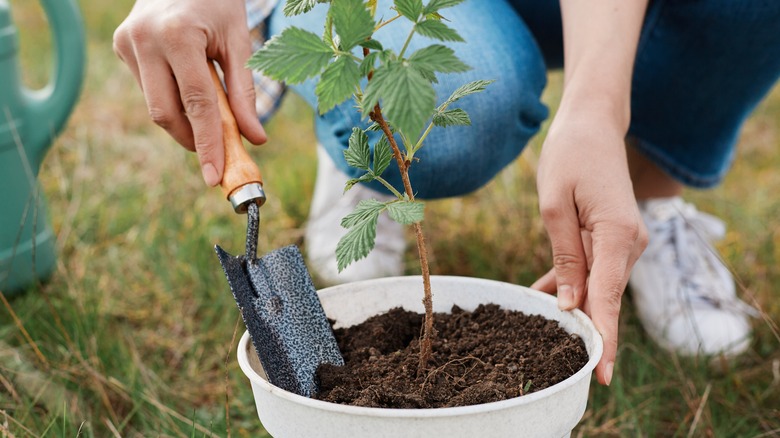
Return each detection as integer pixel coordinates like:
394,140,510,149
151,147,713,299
208,61,266,213
23,0,85,158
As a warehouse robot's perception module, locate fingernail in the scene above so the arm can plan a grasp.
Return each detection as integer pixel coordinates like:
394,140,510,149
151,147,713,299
605,361,614,386
202,163,219,187
558,285,574,310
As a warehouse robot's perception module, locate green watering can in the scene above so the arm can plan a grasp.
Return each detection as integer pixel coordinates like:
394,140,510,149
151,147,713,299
0,0,85,295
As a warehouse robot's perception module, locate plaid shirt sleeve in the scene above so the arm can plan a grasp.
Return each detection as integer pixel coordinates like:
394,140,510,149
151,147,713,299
246,0,285,123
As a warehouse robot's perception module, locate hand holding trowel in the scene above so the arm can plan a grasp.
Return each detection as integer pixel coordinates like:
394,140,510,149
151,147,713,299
208,61,343,398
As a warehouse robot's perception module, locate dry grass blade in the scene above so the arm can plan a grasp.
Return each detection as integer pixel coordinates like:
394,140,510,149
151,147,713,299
0,292,47,367
102,417,121,438
1,409,36,438
0,372,20,405
142,393,216,436
224,314,242,438
687,382,712,438
0,342,72,415
752,429,780,438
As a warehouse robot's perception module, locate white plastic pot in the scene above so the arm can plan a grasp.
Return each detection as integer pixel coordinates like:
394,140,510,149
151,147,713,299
237,275,603,438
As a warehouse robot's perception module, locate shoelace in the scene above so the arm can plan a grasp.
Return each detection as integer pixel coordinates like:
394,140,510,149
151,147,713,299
644,201,759,318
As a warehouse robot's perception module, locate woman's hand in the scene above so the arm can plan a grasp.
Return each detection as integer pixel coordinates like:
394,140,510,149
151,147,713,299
113,0,266,186
531,0,650,387
531,105,648,386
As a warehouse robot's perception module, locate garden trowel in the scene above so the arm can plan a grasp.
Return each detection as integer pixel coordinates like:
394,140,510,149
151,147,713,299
208,61,343,398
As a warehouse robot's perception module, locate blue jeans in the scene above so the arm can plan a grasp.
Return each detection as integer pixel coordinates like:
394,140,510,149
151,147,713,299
268,0,780,198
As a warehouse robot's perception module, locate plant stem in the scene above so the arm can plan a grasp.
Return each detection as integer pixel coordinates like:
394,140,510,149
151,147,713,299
374,13,402,32
369,104,435,374
398,25,417,59
411,120,435,156
374,174,404,199
413,100,454,154
371,106,413,200
413,221,434,372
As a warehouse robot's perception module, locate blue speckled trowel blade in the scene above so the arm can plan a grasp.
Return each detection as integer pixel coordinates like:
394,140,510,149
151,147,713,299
215,203,343,398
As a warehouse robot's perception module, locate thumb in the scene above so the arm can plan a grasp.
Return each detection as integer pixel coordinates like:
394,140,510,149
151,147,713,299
540,202,589,311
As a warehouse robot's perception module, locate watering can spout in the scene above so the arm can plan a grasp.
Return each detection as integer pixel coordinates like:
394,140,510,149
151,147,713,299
22,0,86,167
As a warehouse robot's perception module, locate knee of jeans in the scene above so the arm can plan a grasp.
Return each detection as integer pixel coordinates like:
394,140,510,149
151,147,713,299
318,62,548,199
401,41,548,198
400,84,548,199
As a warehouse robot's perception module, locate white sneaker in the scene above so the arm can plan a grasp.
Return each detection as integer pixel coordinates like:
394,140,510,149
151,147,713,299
305,145,405,285
629,197,758,357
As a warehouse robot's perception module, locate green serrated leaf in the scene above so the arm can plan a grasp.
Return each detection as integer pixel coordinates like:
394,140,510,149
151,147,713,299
432,108,471,127
408,44,470,74
323,13,335,45
344,173,376,193
283,0,325,16
394,0,423,21
386,201,424,224
360,52,380,77
332,0,375,50
360,39,383,51
414,66,439,84
316,56,361,114
362,61,436,138
336,207,381,271
344,128,371,170
340,199,385,228
422,0,465,14
378,49,396,63
414,19,464,42
373,136,393,175
247,28,332,84
366,121,383,131
441,79,494,107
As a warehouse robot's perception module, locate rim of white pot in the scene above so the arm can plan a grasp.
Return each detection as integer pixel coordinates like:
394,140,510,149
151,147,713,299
237,275,603,418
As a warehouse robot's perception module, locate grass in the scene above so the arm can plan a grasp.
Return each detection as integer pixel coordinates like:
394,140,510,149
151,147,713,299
2,0,779,436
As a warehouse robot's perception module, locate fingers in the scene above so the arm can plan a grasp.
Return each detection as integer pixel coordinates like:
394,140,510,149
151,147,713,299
539,199,589,311
114,16,222,186
587,220,646,386
114,18,198,152
538,190,647,386
112,23,141,84
113,1,263,187
137,60,196,151
219,35,267,146
168,49,224,187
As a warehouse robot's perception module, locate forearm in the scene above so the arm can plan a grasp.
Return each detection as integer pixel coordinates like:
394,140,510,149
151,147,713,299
559,0,649,129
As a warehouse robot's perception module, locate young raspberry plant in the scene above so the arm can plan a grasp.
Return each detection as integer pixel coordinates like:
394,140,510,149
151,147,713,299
248,0,491,373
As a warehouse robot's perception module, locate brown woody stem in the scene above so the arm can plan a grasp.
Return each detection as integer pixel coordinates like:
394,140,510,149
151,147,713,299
369,105,434,374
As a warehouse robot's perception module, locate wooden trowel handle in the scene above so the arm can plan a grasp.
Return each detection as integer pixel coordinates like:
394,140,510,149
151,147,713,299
209,61,266,213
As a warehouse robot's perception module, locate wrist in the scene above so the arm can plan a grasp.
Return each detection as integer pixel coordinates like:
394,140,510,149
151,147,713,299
557,87,631,134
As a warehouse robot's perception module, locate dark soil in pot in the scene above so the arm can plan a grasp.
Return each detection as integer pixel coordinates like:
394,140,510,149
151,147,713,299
315,304,589,408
